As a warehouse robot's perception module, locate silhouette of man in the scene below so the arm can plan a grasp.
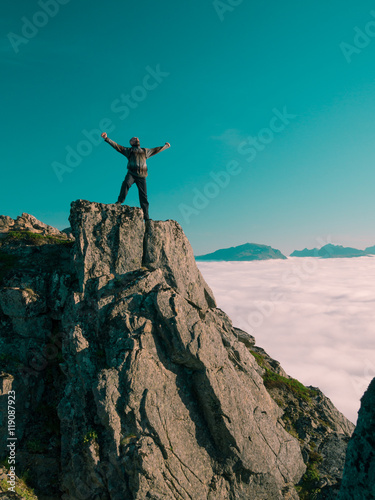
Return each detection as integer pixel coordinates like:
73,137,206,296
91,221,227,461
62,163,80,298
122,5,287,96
101,132,170,221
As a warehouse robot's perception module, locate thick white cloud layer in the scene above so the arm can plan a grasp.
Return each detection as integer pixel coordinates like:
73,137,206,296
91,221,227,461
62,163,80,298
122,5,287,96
197,257,375,424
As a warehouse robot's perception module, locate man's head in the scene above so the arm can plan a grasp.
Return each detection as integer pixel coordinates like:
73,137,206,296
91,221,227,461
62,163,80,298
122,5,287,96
130,137,140,147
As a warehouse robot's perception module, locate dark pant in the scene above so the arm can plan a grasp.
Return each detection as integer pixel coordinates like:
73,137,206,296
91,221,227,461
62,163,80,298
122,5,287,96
118,172,150,220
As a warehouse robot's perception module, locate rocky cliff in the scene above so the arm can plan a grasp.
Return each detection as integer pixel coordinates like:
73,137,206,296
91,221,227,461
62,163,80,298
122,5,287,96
0,201,354,499
249,347,355,500
338,377,375,500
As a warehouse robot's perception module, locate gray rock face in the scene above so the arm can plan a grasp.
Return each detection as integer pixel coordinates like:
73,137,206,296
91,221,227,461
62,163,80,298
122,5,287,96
59,201,304,499
0,215,14,232
339,378,375,500
69,200,145,290
0,200,353,499
69,200,216,308
143,219,216,309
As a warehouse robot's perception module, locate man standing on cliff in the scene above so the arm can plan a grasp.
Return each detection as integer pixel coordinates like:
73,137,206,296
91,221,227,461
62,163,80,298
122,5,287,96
101,132,170,221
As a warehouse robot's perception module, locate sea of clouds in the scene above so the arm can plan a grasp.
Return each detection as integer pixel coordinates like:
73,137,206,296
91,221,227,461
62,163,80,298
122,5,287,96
197,256,375,424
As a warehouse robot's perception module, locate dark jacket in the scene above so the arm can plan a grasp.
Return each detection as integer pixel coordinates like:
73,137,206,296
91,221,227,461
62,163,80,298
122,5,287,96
105,138,169,178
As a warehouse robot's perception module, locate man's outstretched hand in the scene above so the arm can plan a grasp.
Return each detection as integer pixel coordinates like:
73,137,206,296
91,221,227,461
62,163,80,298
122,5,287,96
165,142,170,148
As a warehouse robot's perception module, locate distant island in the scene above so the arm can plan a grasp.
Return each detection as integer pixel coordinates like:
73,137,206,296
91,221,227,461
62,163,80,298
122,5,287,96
195,242,375,261
195,243,287,261
365,245,375,254
291,244,372,259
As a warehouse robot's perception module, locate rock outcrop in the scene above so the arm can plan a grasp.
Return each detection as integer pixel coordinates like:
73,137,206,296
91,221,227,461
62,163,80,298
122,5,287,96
60,200,304,499
0,213,72,241
70,200,216,309
338,378,375,500
0,201,355,499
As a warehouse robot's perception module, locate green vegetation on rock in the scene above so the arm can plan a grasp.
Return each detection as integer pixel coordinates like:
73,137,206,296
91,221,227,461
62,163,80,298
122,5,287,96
296,461,322,499
83,430,98,444
0,465,38,500
249,346,353,499
4,231,72,246
250,349,317,402
263,370,318,402
249,349,267,369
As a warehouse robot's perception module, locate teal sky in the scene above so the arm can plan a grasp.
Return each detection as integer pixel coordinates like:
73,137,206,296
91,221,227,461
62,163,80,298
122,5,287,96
2,0,375,255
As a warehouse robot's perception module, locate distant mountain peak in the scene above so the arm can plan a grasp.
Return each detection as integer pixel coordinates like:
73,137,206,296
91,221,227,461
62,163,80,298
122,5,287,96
196,242,287,261
291,244,372,259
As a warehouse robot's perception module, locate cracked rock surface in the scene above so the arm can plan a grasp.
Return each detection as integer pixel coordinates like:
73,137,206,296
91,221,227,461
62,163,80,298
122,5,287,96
0,200,354,499
60,200,305,499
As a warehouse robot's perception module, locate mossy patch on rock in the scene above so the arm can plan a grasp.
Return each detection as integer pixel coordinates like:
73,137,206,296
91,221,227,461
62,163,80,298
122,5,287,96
0,465,38,500
4,231,73,246
263,369,318,403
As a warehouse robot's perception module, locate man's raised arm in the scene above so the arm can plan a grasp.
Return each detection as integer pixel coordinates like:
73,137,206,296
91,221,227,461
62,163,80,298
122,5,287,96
101,132,129,156
145,142,171,158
